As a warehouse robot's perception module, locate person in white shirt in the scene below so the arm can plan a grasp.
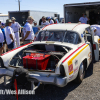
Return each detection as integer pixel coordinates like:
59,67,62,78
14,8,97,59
79,13,89,24
11,17,21,47
48,17,54,24
91,25,100,36
41,16,50,26
22,16,34,45
5,19,16,51
0,29,4,55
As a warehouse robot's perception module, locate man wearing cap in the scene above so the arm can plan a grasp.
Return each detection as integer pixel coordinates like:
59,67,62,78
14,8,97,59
48,17,54,24
41,16,50,26
5,19,16,50
33,21,40,34
11,17,21,47
22,16,34,44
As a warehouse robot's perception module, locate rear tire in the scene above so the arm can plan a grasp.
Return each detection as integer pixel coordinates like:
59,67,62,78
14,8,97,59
74,62,85,83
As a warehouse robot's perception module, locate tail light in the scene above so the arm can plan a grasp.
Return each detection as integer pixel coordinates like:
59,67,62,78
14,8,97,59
68,22,71,23
93,44,96,50
60,64,66,77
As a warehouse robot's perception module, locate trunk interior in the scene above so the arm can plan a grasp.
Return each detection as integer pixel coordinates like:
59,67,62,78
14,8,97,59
10,44,71,72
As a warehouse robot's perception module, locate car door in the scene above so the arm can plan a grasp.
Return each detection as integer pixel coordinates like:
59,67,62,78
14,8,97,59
86,27,99,61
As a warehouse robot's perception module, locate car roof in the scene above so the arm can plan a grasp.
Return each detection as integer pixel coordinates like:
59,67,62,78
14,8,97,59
42,23,90,33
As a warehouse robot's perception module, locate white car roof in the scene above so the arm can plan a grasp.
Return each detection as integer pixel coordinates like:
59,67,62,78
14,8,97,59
42,23,90,33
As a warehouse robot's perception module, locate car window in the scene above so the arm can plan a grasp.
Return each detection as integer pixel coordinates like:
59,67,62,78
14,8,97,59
35,30,80,44
64,31,79,44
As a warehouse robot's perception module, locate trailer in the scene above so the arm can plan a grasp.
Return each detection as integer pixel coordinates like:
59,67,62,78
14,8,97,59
8,10,59,26
0,14,8,23
64,1,100,25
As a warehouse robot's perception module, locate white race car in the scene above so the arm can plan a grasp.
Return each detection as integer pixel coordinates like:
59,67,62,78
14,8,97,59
0,23,99,90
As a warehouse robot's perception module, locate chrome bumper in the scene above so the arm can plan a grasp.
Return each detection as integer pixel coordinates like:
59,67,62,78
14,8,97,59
0,68,67,87
0,68,13,77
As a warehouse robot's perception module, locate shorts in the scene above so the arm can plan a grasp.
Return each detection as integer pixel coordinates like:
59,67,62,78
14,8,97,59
0,43,3,48
7,42,14,49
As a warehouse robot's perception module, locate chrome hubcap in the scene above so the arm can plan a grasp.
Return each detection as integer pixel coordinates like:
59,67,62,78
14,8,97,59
79,63,84,80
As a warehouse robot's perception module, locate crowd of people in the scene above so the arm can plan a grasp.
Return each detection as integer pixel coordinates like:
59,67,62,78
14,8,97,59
0,15,56,55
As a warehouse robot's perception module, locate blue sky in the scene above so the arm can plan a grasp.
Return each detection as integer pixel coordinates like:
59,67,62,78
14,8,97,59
0,0,98,17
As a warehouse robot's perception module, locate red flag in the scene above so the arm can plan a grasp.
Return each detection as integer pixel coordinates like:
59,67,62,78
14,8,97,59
14,79,18,100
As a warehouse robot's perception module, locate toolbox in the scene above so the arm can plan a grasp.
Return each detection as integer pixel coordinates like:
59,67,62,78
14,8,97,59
23,53,50,70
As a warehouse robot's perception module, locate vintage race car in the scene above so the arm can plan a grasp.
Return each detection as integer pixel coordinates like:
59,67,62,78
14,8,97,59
0,23,99,90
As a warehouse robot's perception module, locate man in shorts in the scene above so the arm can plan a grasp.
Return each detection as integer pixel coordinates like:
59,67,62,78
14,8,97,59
5,19,16,51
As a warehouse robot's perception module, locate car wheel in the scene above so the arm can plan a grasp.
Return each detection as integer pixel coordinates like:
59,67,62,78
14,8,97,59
74,62,85,83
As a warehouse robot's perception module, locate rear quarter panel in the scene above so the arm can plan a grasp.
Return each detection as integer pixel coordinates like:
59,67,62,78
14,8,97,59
62,43,92,82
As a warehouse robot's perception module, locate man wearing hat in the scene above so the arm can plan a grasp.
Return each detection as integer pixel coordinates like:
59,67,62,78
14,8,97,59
48,17,54,24
11,17,21,47
5,19,16,50
33,21,40,34
22,16,34,44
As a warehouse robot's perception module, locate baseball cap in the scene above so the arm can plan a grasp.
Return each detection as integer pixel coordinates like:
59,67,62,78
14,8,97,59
1,23,5,26
48,17,51,19
5,19,12,26
26,16,34,21
33,21,37,23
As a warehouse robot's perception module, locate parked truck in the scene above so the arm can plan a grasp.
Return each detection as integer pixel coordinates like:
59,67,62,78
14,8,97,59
64,1,100,25
8,10,59,26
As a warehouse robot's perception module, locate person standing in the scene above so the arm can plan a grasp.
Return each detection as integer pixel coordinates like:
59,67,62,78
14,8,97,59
0,20,2,28
91,25,100,36
41,16,50,26
11,17,21,47
79,13,89,24
5,19,16,51
0,28,4,55
22,16,34,44
48,17,54,24
1,23,7,53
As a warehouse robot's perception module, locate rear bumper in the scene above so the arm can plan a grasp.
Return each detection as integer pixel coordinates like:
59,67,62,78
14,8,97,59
0,68,67,87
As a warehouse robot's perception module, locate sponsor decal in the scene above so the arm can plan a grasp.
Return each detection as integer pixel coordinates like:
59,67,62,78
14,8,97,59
75,60,78,66
68,64,73,75
81,34,84,38
69,75,74,80
98,39,100,43
88,52,92,62
74,67,78,74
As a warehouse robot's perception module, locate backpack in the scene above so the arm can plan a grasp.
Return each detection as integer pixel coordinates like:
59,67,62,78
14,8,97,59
10,68,31,91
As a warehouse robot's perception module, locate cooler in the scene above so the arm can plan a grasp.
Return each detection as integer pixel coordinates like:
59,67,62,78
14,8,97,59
23,53,50,70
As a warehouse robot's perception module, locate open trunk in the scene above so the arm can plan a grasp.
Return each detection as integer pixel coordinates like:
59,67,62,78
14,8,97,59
9,44,71,72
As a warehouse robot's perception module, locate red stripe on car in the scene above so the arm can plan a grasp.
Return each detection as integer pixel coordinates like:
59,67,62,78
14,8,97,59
62,43,86,63
72,24,81,30
2,42,32,56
